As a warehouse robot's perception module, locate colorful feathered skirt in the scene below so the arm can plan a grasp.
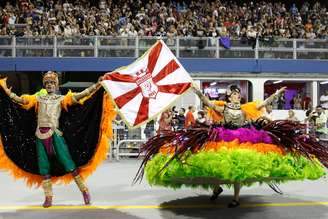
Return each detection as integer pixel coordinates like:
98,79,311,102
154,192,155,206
135,121,327,189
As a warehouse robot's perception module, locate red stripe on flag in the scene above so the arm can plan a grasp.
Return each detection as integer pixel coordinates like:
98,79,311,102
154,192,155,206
158,83,191,94
152,60,180,83
134,97,149,126
147,42,163,73
115,87,141,109
104,72,136,83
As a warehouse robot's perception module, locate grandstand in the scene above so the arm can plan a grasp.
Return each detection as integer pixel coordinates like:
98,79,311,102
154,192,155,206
0,0,328,132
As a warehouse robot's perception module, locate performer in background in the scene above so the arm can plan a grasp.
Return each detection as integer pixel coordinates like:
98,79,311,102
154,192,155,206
0,71,116,207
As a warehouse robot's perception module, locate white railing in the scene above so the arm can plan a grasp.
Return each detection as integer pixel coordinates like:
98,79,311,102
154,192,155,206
108,123,150,160
115,139,147,161
0,36,327,59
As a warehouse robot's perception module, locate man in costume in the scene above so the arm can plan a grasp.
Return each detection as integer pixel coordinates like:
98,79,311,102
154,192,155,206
0,71,115,207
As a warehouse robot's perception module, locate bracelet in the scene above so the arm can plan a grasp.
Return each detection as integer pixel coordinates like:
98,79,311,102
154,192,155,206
195,89,202,96
85,88,91,96
89,84,98,94
274,90,279,96
9,92,22,103
71,95,79,104
9,93,16,99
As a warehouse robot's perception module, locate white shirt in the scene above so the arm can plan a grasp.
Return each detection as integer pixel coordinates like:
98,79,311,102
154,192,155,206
317,113,327,125
8,15,16,25
64,26,72,37
320,94,328,109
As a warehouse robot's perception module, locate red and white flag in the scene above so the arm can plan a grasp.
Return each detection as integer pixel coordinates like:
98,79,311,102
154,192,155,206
102,40,193,127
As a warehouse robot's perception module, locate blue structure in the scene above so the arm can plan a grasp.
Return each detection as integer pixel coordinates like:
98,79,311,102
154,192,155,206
0,58,328,73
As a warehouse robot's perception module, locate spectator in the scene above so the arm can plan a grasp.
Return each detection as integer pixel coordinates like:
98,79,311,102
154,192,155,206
293,93,302,110
0,1,327,39
184,105,195,129
309,106,328,139
246,26,257,49
114,115,126,141
171,106,178,130
277,92,286,110
305,108,316,135
157,109,172,135
144,119,155,139
171,106,178,116
301,93,312,110
290,3,298,16
175,108,186,131
196,110,207,126
319,89,328,109
286,109,299,121
290,95,295,109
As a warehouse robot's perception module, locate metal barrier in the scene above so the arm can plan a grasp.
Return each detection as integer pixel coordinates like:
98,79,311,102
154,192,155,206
0,36,327,59
115,139,147,161
108,122,148,160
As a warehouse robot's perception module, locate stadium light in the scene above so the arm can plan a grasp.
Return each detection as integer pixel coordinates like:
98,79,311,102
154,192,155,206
218,88,226,94
320,81,328,85
273,80,283,84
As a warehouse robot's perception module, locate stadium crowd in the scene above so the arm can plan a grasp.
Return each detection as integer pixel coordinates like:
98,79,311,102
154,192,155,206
0,0,327,39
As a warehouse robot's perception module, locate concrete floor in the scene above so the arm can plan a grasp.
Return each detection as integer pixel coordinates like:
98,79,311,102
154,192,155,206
0,159,327,219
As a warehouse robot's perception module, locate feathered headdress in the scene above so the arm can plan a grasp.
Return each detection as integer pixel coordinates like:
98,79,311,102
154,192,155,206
226,84,240,96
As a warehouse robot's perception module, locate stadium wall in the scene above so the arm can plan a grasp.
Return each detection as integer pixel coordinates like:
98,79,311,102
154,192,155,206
0,58,328,73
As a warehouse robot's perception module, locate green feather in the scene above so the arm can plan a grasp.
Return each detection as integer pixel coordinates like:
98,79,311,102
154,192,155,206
145,149,326,189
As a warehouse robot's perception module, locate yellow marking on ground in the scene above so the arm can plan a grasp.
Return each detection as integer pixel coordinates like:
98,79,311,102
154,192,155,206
0,202,327,210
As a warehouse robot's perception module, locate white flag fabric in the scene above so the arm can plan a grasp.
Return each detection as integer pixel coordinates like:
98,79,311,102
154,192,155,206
102,40,193,127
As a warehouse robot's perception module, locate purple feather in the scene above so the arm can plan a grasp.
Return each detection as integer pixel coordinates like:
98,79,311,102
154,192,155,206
209,126,273,144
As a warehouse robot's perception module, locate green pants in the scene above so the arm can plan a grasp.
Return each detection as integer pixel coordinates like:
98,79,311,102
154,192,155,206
36,132,76,175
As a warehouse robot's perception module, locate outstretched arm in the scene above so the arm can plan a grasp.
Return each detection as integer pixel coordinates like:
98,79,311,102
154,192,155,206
257,87,286,110
1,79,27,104
191,85,224,113
72,83,101,102
72,77,103,103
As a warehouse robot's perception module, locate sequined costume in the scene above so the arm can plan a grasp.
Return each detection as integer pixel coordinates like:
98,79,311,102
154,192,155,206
0,74,116,207
135,85,328,206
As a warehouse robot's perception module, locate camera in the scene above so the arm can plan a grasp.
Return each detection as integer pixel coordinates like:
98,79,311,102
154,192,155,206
310,112,319,118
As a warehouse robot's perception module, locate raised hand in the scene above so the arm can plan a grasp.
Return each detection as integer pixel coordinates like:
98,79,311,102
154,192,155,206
98,76,104,82
276,86,287,95
191,83,202,94
1,78,12,95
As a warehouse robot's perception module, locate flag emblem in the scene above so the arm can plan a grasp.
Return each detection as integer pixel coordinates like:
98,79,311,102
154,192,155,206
135,67,158,99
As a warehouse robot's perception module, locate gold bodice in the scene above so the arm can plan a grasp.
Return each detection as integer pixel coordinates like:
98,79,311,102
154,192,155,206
35,94,64,139
223,104,247,126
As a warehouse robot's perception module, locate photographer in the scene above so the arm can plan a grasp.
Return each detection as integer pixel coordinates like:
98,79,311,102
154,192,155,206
175,108,186,131
308,106,328,139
